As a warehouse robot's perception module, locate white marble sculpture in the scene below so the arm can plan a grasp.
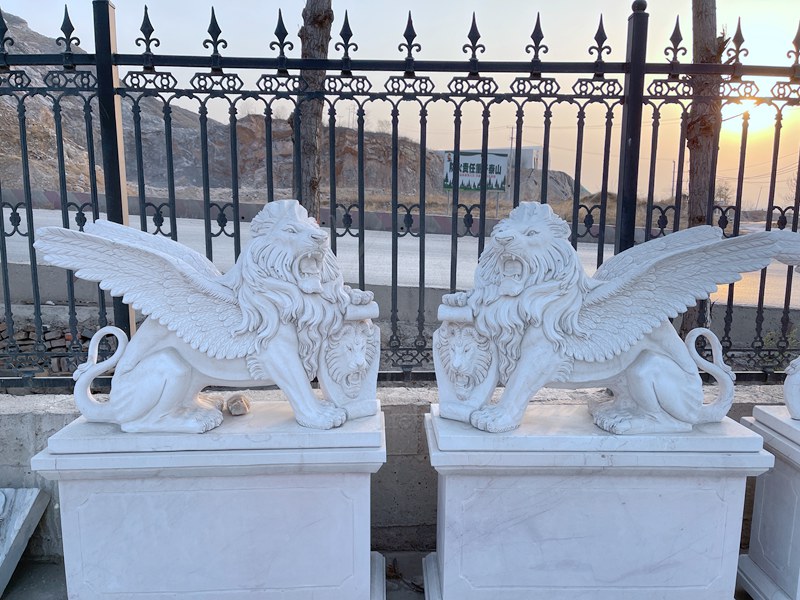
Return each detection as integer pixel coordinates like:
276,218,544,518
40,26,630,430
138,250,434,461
784,356,800,419
434,201,800,434
34,200,380,433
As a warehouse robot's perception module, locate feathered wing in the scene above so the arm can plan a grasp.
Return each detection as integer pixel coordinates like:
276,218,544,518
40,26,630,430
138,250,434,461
565,230,790,362
34,226,258,359
84,220,221,279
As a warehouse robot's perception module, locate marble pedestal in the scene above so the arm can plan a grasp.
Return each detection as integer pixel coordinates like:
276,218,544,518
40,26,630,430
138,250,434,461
423,403,773,600
31,401,387,600
739,406,800,600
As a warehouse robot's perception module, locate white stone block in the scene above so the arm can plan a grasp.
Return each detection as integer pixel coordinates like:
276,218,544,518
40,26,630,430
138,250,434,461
0,488,49,596
424,403,772,600
32,401,386,599
739,405,800,600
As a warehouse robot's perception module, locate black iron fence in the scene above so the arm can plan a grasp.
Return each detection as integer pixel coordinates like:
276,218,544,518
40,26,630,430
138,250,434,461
0,0,799,386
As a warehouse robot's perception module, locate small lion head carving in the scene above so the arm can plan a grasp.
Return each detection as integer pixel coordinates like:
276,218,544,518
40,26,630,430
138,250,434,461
468,202,593,384
435,323,492,400
326,321,377,399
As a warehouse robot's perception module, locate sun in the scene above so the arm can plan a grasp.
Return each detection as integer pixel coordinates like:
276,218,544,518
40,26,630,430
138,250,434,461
721,99,779,136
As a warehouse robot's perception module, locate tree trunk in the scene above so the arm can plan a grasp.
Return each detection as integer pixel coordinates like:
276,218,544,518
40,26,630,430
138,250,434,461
295,0,333,220
680,0,724,337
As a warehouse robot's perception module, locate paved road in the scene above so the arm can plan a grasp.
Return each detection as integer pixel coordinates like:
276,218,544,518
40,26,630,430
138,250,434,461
8,208,800,308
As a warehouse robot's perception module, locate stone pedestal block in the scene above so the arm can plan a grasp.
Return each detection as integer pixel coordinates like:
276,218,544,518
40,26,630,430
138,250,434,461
32,401,386,600
424,403,772,600
739,405,800,600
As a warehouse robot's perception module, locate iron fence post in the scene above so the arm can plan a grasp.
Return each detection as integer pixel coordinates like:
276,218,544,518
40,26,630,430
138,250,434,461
92,0,133,335
614,0,648,253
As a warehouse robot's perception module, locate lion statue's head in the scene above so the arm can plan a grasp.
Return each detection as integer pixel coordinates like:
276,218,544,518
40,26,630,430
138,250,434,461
325,321,377,399
248,200,343,296
434,323,492,400
468,202,595,383
228,200,352,379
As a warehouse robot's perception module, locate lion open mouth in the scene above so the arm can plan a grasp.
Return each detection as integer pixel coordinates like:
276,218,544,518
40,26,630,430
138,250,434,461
343,370,364,397
501,253,525,281
296,251,324,293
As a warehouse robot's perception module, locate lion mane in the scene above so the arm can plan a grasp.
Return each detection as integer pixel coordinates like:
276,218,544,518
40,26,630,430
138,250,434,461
225,202,350,380
435,324,492,400
469,203,596,384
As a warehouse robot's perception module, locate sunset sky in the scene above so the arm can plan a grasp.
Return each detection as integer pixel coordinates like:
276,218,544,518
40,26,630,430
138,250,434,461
2,0,799,208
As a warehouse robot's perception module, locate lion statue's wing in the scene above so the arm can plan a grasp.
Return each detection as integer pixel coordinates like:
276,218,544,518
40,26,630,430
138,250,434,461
85,220,222,279
35,225,258,360
565,229,792,362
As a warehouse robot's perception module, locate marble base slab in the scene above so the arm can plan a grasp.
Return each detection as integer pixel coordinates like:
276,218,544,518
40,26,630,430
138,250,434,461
32,401,386,599
425,403,773,600
738,406,800,600
0,488,49,597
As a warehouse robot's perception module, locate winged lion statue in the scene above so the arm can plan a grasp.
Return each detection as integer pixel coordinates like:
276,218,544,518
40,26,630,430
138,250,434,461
434,201,800,434
34,200,380,433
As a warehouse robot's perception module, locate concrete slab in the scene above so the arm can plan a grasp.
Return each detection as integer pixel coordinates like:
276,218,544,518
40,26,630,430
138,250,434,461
0,489,49,597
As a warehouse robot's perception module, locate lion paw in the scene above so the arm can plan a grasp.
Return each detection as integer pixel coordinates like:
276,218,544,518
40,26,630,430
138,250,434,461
443,292,468,307
295,402,347,430
470,405,521,433
593,412,633,434
346,286,373,305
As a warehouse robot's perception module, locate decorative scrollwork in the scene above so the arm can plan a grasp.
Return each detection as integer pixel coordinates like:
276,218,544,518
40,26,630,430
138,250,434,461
789,21,800,71
664,17,687,68
0,71,31,89
270,10,294,58
588,15,612,77
399,12,421,61
336,11,358,76
56,7,80,55
726,19,749,68
209,202,233,238
525,13,548,75
145,201,173,236
396,203,421,237
712,205,737,237
771,206,795,231
387,346,432,370
463,13,485,75
0,9,14,69
649,205,676,238
324,75,372,94
578,204,602,239
122,71,178,90
771,80,800,99
463,14,485,61
511,77,560,96
334,203,360,238
572,78,623,96
719,79,759,97
384,76,434,95
66,201,92,231
136,5,160,70
2,202,27,237
43,70,97,90
457,203,480,237
203,8,228,59
190,72,244,91
257,73,305,93
647,78,693,98
448,76,498,95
